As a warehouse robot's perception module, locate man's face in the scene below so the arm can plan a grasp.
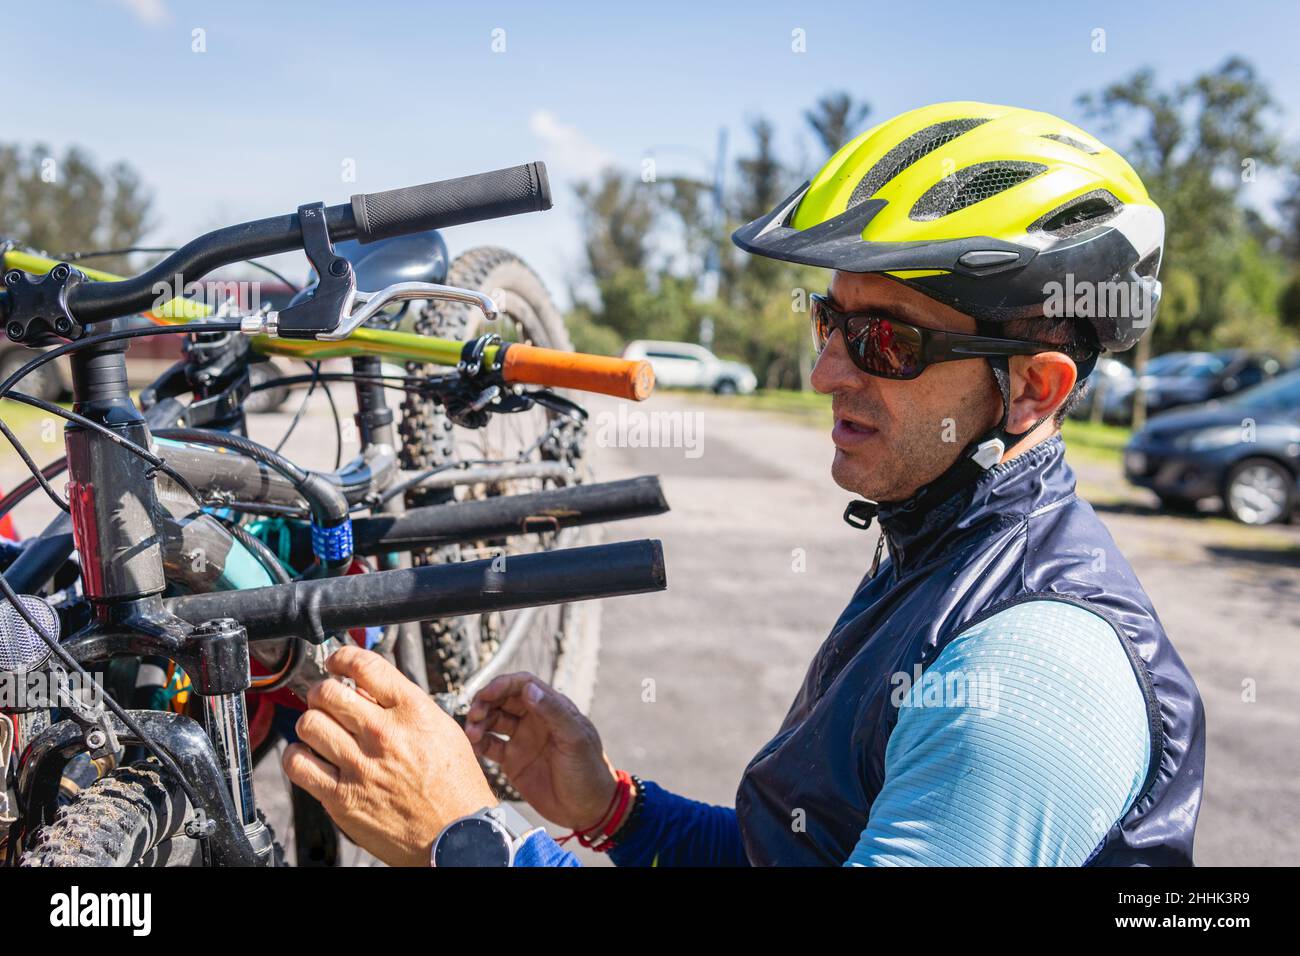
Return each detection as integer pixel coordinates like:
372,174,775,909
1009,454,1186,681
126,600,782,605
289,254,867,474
809,271,1002,503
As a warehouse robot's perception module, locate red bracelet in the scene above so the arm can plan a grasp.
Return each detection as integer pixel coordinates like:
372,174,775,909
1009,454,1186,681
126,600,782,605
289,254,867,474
557,769,634,850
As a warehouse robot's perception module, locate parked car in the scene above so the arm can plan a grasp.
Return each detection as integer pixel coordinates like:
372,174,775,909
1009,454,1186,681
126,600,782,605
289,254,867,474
1103,350,1287,424
1123,368,1300,525
622,340,758,394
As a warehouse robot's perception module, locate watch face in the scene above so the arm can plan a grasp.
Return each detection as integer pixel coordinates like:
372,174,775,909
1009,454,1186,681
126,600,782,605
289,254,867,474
434,818,512,867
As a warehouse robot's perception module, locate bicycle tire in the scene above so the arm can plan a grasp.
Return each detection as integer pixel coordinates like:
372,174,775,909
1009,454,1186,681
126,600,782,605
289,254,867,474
21,759,287,868
397,248,599,717
20,760,197,867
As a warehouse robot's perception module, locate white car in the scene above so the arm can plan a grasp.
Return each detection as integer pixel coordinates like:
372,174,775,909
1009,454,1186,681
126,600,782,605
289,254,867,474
622,340,758,395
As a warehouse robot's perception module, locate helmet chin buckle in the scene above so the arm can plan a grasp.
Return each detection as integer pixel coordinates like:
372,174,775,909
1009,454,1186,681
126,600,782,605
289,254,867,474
969,437,1006,470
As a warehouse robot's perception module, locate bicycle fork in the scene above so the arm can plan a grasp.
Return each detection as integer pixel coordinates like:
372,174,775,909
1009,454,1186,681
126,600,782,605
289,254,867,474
188,618,273,860
56,329,273,863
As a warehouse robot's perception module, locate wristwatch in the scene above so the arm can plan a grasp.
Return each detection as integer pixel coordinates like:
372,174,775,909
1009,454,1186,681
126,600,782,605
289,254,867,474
430,803,538,867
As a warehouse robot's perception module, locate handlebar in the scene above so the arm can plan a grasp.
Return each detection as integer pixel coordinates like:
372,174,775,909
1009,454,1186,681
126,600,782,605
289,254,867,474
2,158,655,402
351,162,550,244
52,162,551,324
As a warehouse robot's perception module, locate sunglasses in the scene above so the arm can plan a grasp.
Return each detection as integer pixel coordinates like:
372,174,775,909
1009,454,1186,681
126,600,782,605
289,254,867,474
810,293,1053,381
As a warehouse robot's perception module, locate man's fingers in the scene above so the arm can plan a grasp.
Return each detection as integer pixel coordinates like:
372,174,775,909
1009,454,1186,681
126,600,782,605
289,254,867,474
325,645,411,709
282,743,341,802
464,709,519,743
519,679,586,740
471,732,508,764
470,672,544,708
466,697,529,725
295,709,363,770
307,674,384,737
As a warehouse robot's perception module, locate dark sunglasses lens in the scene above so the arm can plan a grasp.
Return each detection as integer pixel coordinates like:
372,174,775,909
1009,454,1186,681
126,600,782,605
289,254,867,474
845,316,923,379
810,298,832,352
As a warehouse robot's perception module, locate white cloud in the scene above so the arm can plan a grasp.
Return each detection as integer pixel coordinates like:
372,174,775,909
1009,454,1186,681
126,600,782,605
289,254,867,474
112,0,169,26
528,109,615,181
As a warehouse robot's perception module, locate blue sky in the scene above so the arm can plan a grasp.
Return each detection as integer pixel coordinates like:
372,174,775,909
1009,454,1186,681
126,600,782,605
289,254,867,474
4,0,1299,304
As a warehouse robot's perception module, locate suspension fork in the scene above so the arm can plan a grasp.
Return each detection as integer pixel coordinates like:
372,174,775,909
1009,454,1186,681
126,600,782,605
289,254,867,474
52,329,271,862
351,355,430,691
187,618,272,856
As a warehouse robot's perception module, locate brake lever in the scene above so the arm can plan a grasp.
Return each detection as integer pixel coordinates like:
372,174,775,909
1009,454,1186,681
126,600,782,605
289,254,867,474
239,281,499,341
324,282,498,340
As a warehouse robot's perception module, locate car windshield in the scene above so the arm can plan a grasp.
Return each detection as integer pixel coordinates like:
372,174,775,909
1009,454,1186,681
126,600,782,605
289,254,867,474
1225,369,1300,413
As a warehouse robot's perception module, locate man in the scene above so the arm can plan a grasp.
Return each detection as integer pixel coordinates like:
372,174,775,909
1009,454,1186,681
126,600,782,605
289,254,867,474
284,102,1205,867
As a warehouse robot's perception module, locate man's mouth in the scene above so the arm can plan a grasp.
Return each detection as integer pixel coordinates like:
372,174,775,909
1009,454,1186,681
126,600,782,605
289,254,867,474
831,416,879,448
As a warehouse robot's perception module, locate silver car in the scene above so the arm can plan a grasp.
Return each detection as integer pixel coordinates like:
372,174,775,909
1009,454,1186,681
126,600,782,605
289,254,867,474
622,340,758,395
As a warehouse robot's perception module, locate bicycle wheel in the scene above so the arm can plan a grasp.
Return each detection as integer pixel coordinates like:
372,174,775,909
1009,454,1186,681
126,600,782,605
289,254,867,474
398,248,600,713
20,760,199,867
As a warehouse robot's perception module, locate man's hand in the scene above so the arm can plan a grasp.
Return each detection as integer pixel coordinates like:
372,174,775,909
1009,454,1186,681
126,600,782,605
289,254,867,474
464,673,617,832
282,645,497,868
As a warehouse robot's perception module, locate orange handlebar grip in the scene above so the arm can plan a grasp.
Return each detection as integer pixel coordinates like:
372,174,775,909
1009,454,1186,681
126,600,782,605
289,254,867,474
501,344,655,401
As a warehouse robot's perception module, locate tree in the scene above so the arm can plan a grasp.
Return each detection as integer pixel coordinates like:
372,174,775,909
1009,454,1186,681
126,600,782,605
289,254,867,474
733,118,787,225
0,143,153,275
571,168,657,285
1078,58,1292,356
804,91,871,156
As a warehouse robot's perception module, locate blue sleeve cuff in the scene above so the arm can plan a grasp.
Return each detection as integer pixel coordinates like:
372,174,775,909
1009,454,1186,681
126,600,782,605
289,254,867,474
608,780,748,867
513,830,582,867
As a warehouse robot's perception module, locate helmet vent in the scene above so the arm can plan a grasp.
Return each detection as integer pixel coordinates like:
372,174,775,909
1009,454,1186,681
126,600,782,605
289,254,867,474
909,161,1046,221
848,118,989,206
1030,189,1121,237
1041,132,1100,154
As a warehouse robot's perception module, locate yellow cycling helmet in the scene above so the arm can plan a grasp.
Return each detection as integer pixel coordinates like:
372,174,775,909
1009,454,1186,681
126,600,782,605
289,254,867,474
733,101,1164,353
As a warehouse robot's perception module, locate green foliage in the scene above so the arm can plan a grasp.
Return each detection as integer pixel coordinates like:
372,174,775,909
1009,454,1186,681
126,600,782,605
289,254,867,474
0,143,152,275
1079,57,1298,357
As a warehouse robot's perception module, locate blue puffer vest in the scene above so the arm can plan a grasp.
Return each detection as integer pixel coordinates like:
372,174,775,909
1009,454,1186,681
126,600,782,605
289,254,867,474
735,436,1205,866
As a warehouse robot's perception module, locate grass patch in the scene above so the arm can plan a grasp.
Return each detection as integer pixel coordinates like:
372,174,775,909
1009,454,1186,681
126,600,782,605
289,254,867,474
683,388,832,426
1060,418,1132,467
689,389,1133,456
0,398,67,446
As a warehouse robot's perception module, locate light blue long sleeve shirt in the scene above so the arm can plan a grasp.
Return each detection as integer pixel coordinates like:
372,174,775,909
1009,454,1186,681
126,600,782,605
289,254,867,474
845,599,1150,866
515,599,1150,867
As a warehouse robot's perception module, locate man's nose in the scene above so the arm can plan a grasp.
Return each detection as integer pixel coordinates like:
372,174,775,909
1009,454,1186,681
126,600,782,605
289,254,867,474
811,329,863,395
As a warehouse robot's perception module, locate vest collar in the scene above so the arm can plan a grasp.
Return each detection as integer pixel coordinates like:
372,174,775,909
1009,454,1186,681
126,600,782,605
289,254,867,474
876,435,1071,573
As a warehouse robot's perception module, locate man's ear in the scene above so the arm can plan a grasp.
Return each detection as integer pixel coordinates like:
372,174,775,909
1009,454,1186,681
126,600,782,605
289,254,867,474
1006,352,1077,433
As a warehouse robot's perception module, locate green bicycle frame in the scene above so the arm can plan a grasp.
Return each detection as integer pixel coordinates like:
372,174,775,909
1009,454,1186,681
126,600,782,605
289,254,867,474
1,246,500,368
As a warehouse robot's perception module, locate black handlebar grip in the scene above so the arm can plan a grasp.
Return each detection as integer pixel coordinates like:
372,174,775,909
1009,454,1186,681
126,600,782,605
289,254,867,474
349,161,551,243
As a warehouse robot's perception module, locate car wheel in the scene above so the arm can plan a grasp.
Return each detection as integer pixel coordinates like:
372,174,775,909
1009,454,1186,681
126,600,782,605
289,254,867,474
245,360,291,414
1224,458,1294,526
0,349,64,402
713,379,738,395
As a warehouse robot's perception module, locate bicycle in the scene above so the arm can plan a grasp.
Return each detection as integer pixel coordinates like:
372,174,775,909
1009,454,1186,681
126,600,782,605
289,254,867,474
0,161,667,866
